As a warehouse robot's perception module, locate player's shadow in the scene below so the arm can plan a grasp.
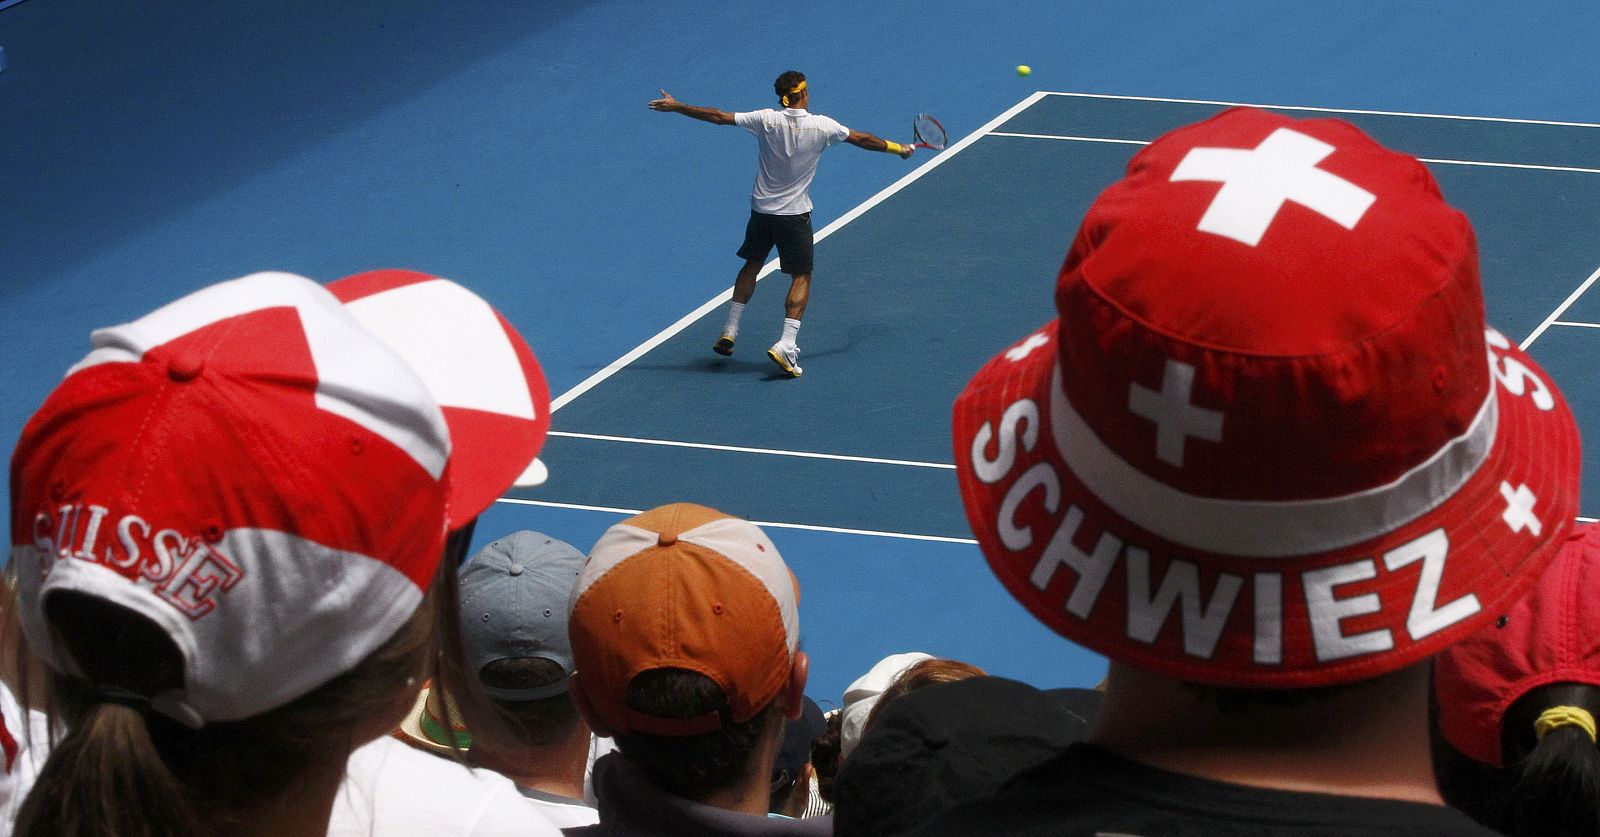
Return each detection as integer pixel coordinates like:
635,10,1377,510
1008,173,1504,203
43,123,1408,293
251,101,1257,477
750,338,857,381
607,337,858,379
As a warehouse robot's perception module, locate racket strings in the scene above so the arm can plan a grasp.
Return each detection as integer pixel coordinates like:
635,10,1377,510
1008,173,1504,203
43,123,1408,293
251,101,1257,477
914,113,947,149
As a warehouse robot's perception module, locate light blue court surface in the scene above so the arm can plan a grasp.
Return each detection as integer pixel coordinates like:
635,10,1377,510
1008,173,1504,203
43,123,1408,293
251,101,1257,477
3,1,1597,703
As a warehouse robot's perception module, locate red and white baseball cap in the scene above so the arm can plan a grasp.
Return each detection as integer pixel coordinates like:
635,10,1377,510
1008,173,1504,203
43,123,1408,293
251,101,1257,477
9,270,549,727
1434,523,1600,766
329,269,552,517
952,108,1581,688
568,503,800,736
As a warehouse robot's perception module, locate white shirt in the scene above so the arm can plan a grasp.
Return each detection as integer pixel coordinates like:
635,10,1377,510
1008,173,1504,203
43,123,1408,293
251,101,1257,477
734,108,849,215
329,737,560,837
0,682,51,837
583,734,616,805
517,787,599,828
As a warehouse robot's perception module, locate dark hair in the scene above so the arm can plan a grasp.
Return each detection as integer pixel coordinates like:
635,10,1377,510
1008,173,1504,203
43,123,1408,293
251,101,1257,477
14,589,432,837
613,668,780,801
810,707,842,804
1492,683,1600,836
860,658,985,737
1433,680,1600,836
470,657,581,748
774,71,806,105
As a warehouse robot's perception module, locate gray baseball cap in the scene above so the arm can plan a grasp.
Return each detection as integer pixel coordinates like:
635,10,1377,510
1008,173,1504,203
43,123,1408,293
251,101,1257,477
459,530,587,701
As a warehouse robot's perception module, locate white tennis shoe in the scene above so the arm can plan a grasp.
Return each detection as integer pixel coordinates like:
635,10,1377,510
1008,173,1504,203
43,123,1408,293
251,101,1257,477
767,342,802,378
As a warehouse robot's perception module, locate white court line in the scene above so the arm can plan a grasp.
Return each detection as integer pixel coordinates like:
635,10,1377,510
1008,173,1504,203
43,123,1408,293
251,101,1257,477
1552,320,1600,329
549,90,1050,412
1522,263,1600,349
989,132,1147,146
1041,91,1600,128
501,495,1592,541
547,430,955,469
494,497,978,544
988,132,1600,174
1414,158,1600,175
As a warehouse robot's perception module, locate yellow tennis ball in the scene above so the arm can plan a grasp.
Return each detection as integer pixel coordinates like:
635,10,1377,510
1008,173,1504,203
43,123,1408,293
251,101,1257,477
1016,64,1032,77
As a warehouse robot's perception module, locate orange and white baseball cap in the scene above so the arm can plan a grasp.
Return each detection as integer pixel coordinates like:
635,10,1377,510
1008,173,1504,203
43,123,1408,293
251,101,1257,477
568,503,800,736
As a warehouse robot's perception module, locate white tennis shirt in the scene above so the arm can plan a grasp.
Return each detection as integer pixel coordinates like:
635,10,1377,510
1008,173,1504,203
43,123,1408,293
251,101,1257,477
734,108,849,215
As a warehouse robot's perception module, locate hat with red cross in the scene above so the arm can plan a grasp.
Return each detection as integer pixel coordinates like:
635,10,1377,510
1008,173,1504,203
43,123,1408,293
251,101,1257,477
951,107,1581,687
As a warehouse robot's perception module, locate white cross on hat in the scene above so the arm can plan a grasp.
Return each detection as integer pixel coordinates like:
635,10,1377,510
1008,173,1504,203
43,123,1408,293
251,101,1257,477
1128,358,1224,468
1170,127,1377,247
1006,332,1051,362
1500,481,1542,536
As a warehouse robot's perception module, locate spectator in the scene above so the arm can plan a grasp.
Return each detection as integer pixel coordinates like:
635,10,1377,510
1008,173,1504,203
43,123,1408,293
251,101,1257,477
858,657,986,739
442,530,600,828
1433,522,1600,835
325,269,560,837
565,503,829,835
397,682,471,754
0,579,53,834
928,107,1581,834
769,696,828,818
809,708,843,806
839,651,932,761
9,271,559,837
836,676,1095,835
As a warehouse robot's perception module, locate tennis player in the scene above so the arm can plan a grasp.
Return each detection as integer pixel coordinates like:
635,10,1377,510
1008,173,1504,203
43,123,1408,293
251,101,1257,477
649,71,912,378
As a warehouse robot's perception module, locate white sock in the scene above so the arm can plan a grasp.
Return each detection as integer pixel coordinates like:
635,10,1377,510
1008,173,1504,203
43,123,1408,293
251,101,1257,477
781,318,802,347
723,302,746,338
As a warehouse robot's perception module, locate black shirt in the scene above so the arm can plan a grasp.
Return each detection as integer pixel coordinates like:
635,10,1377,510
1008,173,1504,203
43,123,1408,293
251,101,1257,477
914,743,1501,836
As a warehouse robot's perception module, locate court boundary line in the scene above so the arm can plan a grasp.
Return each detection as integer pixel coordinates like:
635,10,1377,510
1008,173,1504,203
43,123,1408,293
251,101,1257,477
1039,91,1600,128
549,90,1051,412
495,498,979,544
1553,320,1600,329
988,132,1600,174
497,498,1588,542
547,430,955,469
1522,263,1600,349
529,91,1599,528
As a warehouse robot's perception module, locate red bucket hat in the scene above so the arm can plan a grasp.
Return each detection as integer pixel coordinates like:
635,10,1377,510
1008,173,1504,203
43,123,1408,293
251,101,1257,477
952,107,1581,688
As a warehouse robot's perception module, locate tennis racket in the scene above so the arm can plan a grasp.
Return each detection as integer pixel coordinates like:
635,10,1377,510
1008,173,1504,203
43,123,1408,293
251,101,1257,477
912,113,948,151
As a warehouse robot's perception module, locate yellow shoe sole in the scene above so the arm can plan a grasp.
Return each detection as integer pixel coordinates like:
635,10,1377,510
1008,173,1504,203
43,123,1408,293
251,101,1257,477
767,348,802,378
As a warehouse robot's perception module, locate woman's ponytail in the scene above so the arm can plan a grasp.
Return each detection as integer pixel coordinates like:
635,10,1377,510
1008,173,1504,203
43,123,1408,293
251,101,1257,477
1494,683,1600,837
15,700,202,837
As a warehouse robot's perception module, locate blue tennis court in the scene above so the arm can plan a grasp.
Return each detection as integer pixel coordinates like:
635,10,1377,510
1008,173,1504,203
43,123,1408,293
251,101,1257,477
489,92,1600,701
3,1,1597,705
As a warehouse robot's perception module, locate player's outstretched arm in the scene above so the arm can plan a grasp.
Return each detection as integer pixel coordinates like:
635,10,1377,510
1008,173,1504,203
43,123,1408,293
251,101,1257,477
648,89,735,125
846,130,913,159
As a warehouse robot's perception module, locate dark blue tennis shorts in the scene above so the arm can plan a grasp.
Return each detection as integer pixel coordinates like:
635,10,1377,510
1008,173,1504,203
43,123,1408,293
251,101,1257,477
737,210,814,275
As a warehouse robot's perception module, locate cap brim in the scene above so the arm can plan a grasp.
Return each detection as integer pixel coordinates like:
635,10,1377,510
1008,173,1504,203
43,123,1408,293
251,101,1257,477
394,687,465,757
952,320,1581,688
330,270,552,528
517,457,549,488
